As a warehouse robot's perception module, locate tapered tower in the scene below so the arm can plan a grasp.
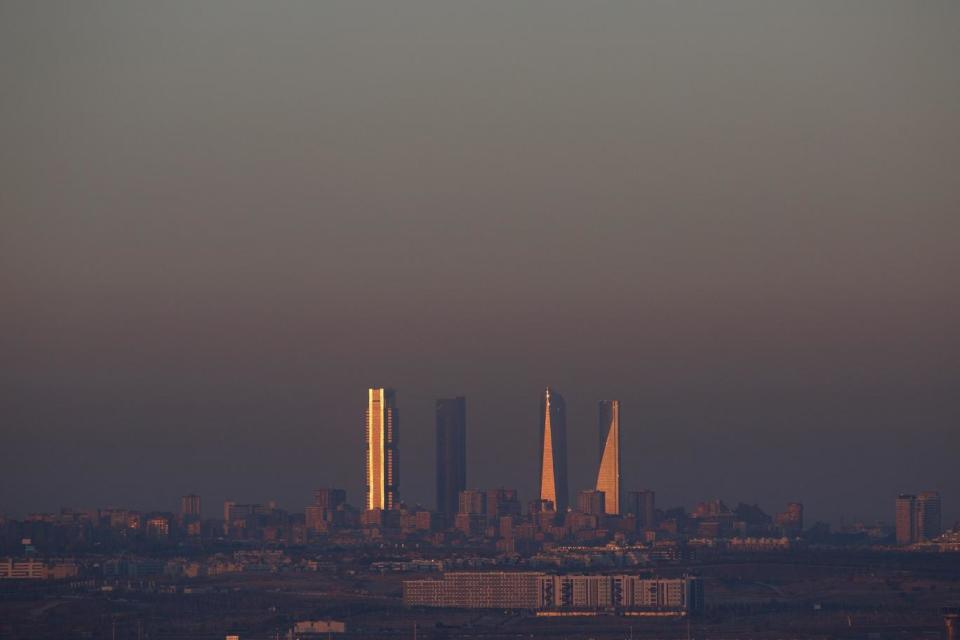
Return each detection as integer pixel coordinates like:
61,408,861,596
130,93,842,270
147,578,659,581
365,388,399,510
538,387,568,513
595,400,621,515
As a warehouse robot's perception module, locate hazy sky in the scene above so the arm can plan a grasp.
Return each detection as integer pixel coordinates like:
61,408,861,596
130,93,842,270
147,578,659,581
2,1,958,526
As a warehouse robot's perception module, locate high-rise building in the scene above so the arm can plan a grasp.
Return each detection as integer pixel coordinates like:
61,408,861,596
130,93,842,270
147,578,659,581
313,488,347,510
458,489,486,515
436,397,467,523
775,502,804,535
486,488,521,524
595,400,621,515
455,489,487,535
365,388,400,511
146,513,172,539
539,387,569,514
915,491,942,542
625,490,656,529
577,490,606,516
304,506,325,533
895,494,916,545
180,494,201,518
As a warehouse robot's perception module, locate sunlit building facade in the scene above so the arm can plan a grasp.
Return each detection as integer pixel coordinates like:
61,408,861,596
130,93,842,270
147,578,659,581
180,494,201,518
436,397,467,523
577,489,606,516
895,494,916,545
775,502,804,535
915,491,942,542
539,387,568,514
595,400,621,515
365,388,399,511
895,491,942,545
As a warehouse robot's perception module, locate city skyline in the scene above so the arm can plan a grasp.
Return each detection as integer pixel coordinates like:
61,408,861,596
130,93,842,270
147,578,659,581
5,481,946,546
0,383,954,527
2,3,958,637
2,2,958,530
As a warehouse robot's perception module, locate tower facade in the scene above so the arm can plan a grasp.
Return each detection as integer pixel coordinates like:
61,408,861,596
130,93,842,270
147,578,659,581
436,397,467,523
538,387,569,513
180,494,201,518
595,400,621,515
895,494,916,545
578,489,606,516
625,490,656,529
365,388,399,511
915,491,942,542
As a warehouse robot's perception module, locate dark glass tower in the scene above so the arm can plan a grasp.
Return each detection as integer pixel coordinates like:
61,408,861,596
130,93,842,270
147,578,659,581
436,397,467,524
538,387,569,514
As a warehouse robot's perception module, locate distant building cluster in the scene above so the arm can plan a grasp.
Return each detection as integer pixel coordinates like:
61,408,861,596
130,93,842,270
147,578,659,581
0,386,950,566
354,386,810,549
896,492,942,545
365,387,629,527
403,571,703,615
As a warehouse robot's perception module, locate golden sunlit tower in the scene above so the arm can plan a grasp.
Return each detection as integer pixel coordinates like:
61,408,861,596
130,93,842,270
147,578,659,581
365,388,399,511
895,494,916,545
538,387,568,514
180,494,201,518
595,400,621,515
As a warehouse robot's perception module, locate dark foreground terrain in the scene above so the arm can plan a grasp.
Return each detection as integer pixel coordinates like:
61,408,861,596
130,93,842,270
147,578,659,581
2,552,959,639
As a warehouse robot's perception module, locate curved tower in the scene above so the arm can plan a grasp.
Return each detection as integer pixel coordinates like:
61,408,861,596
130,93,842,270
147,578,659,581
595,400,621,515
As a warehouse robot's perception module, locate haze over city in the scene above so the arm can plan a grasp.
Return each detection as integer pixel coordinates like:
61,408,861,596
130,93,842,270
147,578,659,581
2,1,958,527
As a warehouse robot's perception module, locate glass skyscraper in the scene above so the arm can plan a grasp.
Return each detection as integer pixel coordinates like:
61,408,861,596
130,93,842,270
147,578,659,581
436,396,467,524
365,388,399,511
595,400,621,515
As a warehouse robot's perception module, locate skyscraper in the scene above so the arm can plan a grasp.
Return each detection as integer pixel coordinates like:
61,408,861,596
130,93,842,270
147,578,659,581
458,489,486,515
577,489,606,516
896,491,943,545
895,494,916,545
365,388,399,511
436,397,467,523
595,400,621,515
915,491,942,542
538,387,568,514
180,494,201,518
